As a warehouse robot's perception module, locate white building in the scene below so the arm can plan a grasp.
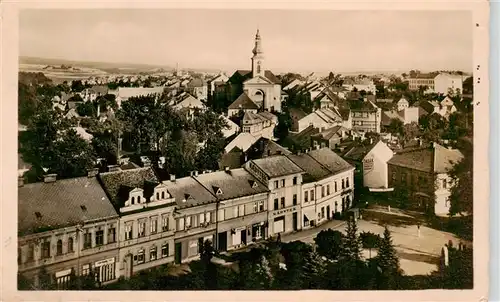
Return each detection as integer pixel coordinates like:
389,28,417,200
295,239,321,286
434,73,463,95
297,108,343,133
361,140,394,190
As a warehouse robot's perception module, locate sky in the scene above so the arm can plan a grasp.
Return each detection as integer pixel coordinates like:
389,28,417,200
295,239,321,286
19,9,473,74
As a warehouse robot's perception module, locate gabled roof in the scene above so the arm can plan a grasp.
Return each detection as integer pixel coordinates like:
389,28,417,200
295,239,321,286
343,140,381,162
246,137,291,159
250,155,304,178
286,153,331,183
387,143,463,173
224,132,261,153
18,177,118,236
194,168,269,201
229,70,281,85
311,125,349,141
228,92,260,110
187,78,207,88
307,148,354,174
98,167,160,209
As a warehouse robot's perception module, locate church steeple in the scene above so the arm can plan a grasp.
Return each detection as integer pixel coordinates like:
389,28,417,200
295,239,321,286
251,29,264,77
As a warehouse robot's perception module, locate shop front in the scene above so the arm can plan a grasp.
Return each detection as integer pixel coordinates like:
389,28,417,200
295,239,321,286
93,257,116,284
175,230,215,263
269,206,299,236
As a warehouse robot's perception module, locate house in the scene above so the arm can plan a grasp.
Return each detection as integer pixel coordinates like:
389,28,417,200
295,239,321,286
241,111,277,140
193,168,270,251
113,87,165,107
361,140,394,190
434,73,463,95
387,143,463,215
408,73,436,92
288,125,320,151
382,106,419,126
297,108,343,133
221,115,240,138
286,148,355,229
310,125,351,150
397,98,409,111
283,78,304,91
289,108,308,133
64,108,80,120
171,92,207,119
439,96,458,118
314,88,341,109
226,30,283,113
208,73,229,97
161,175,218,264
350,101,382,133
245,156,304,236
186,78,208,101
98,167,176,278
224,132,261,153
227,92,259,117
18,171,120,288
91,85,109,98
342,78,376,94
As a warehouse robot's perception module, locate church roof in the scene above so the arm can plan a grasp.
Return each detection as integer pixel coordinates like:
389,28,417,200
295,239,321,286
229,70,281,85
228,92,260,110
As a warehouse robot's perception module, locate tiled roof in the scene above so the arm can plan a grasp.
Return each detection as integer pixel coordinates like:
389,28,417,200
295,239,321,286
382,110,404,126
258,111,278,123
18,177,118,236
224,132,261,153
162,176,216,208
219,152,244,170
194,168,269,201
187,78,207,88
228,92,259,110
98,167,160,208
289,108,308,120
388,143,462,174
434,144,463,173
286,153,331,183
307,148,354,174
251,155,304,178
343,140,380,162
311,125,348,141
246,137,291,159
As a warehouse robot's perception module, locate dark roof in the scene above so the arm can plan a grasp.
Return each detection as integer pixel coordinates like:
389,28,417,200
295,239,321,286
290,125,320,148
251,155,304,178
289,108,308,120
219,152,244,170
92,85,109,95
247,137,291,159
194,168,269,201
162,176,216,208
343,140,380,162
98,167,160,208
229,70,281,85
311,125,347,141
187,78,207,88
286,153,331,183
18,177,118,236
307,148,354,174
388,143,462,174
410,73,436,79
228,92,259,110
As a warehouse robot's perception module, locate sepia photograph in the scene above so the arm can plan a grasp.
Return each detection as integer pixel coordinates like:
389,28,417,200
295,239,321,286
2,2,489,299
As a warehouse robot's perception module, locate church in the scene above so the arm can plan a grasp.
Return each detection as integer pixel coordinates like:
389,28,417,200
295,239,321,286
227,30,283,115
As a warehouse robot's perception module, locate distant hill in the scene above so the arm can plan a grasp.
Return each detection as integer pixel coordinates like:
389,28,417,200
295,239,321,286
19,56,175,74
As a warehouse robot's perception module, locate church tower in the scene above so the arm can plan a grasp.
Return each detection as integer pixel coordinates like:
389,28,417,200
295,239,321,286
251,29,264,78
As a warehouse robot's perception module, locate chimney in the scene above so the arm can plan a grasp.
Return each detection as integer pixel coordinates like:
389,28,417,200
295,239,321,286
194,171,199,177
224,166,230,172
18,176,24,187
87,168,99,178
170,174,176,182
315,145,320,150
96,103,101,117
108,165,121,172
43,174,57,183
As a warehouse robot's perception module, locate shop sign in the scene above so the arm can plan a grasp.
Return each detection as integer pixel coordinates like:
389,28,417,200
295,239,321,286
95,257,115,268
272,207,297,216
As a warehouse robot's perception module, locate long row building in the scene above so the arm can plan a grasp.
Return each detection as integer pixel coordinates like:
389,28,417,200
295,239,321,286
18,147,354,289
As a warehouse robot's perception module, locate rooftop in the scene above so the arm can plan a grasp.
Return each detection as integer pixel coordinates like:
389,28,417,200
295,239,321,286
250,155,304,178
228,92,260,110
388,143,463,173
162,176,216,208
286,153,331,183
308,147,354,174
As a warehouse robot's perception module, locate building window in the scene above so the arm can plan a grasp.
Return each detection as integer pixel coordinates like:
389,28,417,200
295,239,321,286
342,179,345,189
274,181,279,189
442,179,447,189
162,243,169,257
178,217,185,230
280,197,285,208
206,211,212,223
401,173,407,185
274,198,279,210
321,186,325,198
346,178,350,188
150,247,157,261
218,209,225,221
327,185,330,195
304,191,309,203
293,194,297,206
131,196,135,204
125,223,133,240
185,216,191,228
335,181,337,192
137,250,145,264
321,207,325,219
281,179,285,187
68,238,74,253
199,213,205,224
56,274,71,289
83,232,92,249
95,230,104,246
392,172,397,181
156,192,160,200
293,177,297,185
108,227,116,243
138,221,146,237
150,218,158,234
253,202,258,213
56,239,63,255
239,204,245,217
161,191,165,199
41,241,51,259
160,214,169,231
310,190,315,201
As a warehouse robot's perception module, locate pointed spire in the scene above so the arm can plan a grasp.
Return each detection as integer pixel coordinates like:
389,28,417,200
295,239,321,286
256,28,260,39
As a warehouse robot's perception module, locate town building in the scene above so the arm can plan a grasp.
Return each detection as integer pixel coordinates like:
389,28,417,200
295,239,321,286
342,78,376,95
286,148,355,229
387,142,463,215
244,156,304,236
310,125,351,150
297,108,343,133
350,101,382,133
193,168,270,252
186,78,208,101
227,30,283,113
397,98,409,111
111,87,165,108
98,167,176,279
241,111,277,139
207,73,229,97
361,140,394,190
434,73,463,95
408,73,436,92
18,171,120,289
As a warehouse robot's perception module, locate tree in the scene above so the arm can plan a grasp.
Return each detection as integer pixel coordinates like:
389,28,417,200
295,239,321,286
76,101,97,117
314,229,344,260
374,226,401,289
401,122,420,147
432,242,473,289
387,118,404,137
448,151,473,217
98,94,118,112
340,217,362,262
359,231,382,259
18,81,39,125
71,80,85,92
